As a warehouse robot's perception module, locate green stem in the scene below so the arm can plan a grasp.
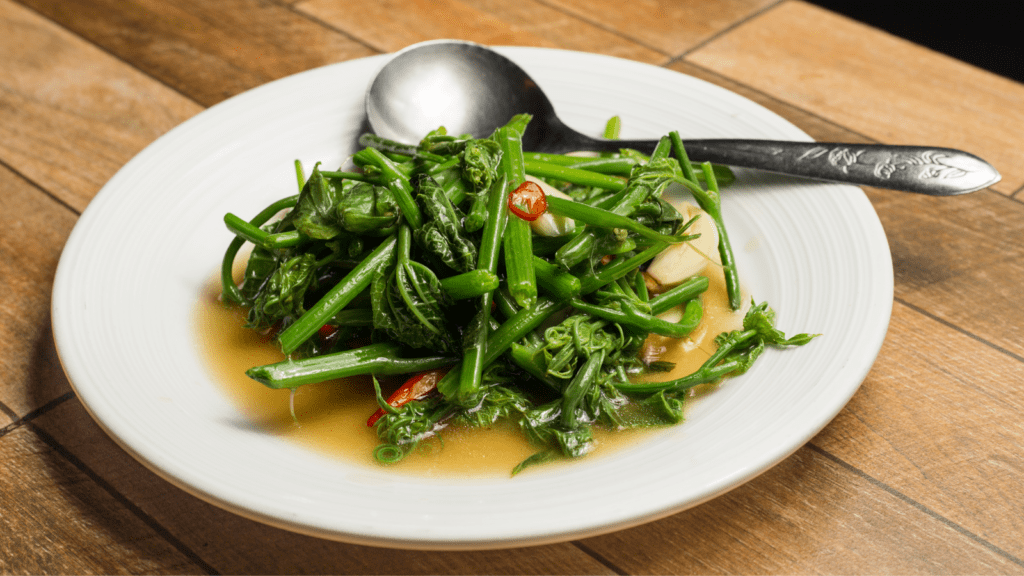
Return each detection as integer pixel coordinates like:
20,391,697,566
561,349,605,428
553,170,658,270
247,342,456,389
533,256,581,301
457,143,511,401
569,297,702,338
579,243,668,295
318,170,380,184
522,152,637,176
220,195,298,304
603,116,621,140
524,159,627,192
360,148,423,229
499,127,537,308
439,297,567,400
648,275,710,316
223,213,304,249
545,196,694,246
616,330,757,395
507,343,562,391
277,234,398,354
439,269,500,300
670,132,741,310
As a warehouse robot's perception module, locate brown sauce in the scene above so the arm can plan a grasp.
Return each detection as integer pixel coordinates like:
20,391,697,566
194,262,745,478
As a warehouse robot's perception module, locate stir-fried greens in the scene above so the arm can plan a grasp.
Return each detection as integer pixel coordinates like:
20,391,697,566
220,114,816,475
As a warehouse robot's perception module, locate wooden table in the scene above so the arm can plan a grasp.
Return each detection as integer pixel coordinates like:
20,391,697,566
3,1,1023,573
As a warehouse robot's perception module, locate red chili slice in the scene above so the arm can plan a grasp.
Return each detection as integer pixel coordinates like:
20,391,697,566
318,324,338,340
508,181,548,222
366,367,450,426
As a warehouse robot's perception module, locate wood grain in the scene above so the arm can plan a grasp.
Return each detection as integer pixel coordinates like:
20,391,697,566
542,0,780,56
33,400,618,574
814,302,1024,559
686,1,1024,196
0,166,77,420
0,425,205,574
16,0,377,107
580,445,1022,574
296,0,557,53
457,0,666,63
296,0,661,64
871,187,1024,357
0,0,200,212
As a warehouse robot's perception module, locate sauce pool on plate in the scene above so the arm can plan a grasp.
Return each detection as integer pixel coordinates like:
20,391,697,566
193,263,745,478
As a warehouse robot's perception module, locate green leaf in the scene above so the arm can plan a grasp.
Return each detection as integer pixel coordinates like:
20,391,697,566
511,450,557,476
520,400,595,458
640,390,687,424
460,138,502,192
293,163,346,239
739,299,820,347
246,252,317,329
336,180,401,236
370,226,455,352
414,175,478,272
238,243,278,305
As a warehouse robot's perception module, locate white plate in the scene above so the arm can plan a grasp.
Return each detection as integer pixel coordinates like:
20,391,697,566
52,46,892,549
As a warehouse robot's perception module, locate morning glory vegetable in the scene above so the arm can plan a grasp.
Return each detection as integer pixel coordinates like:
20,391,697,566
220,114,816,475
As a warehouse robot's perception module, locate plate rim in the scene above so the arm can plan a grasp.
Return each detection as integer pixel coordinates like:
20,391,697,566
51,45,893,550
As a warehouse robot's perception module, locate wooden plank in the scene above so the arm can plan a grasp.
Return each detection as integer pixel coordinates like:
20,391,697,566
539,0,779,56
813,302,1024,558
579,445,1022,574
0,425,206,574
295,0,556,53
0,166,77,420
669,60,1024,360
0,0,200,212
16,0,377,107
686,1,1024,195
295,0,663,62
456,0,667,63
34,400,618,574
665,60,877,144
869,186,1024,357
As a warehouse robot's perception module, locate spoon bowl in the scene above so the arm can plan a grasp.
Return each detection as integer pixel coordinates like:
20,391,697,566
367,40,1001,195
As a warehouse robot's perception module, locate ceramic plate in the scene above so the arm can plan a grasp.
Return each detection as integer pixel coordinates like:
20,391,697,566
52,46,892,549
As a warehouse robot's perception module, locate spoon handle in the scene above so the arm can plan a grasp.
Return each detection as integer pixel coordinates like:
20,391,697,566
554,132,1001,195
684,139,1000,195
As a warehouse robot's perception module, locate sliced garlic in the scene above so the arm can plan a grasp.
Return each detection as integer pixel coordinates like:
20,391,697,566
525,175,576,237
645,201,720,287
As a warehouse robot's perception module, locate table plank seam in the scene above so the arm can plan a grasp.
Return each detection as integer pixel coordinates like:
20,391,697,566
528,0,671,59
674,60,890,147
807,443,1024,568
0,391,74,441
0,157,85,217
270,0,382,56
571,540,629,575
27,418,223,575
896,296,1024,365
665,0,787,64
11,0,212,113
0,402,20,427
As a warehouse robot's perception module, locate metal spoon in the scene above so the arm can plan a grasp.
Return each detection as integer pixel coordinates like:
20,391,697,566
366,40,1001,196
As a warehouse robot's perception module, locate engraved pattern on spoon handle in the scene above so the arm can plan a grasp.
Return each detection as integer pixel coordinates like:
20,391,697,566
680,140,1001,195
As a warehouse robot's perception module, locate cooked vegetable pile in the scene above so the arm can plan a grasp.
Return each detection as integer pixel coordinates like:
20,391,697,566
220,114,815,474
